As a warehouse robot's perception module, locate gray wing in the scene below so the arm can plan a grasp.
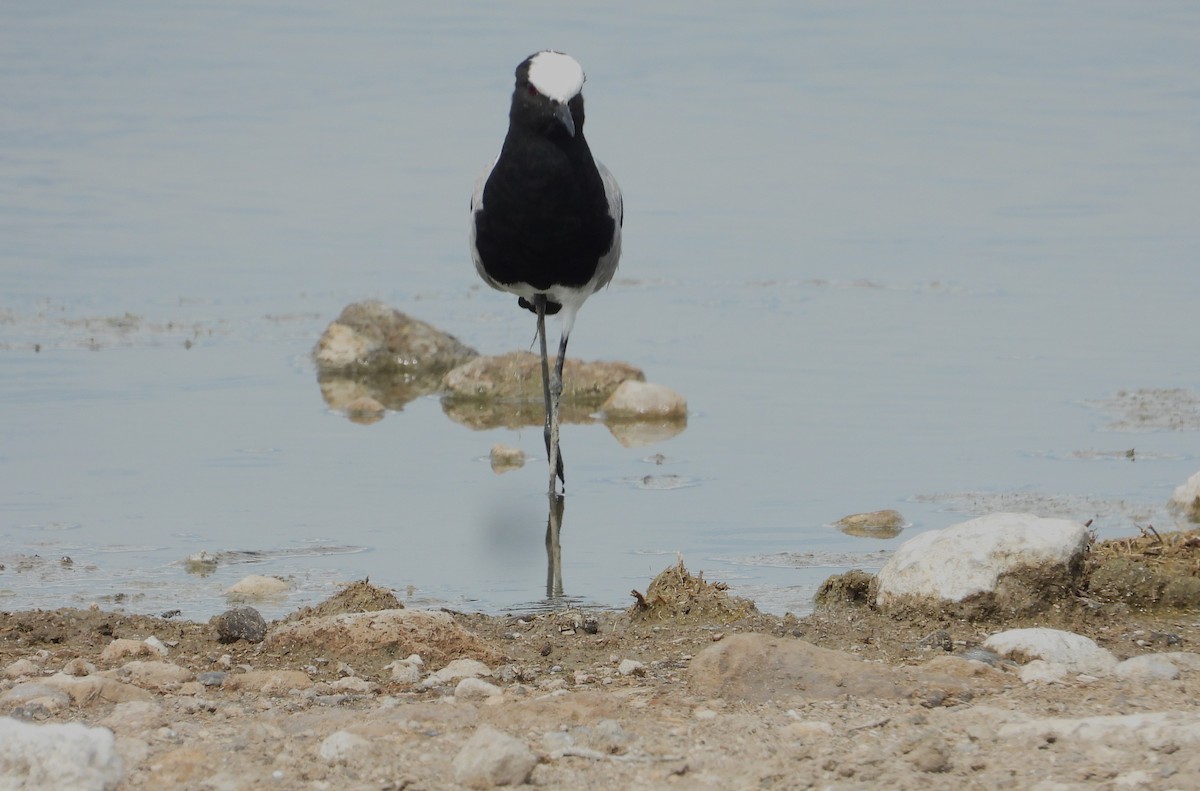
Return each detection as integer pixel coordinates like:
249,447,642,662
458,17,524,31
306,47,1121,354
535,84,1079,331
591,160,623,293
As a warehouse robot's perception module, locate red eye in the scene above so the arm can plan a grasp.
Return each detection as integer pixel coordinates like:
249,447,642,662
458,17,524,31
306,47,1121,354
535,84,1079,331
527,84,538,96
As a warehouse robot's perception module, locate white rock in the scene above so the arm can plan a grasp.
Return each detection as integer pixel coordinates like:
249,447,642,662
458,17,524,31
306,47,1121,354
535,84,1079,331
601,380,688,420
0,717,123,791
455,677,502,701
1017,660,1069,685
141,636,169,656
1114,654,1180,682
452,726,537,789
875,513,1089,606
225,574,290,598
421,658,491,688
618,659,646,677
984,628,1118,676
317,730,371,764
1169,469,1200,515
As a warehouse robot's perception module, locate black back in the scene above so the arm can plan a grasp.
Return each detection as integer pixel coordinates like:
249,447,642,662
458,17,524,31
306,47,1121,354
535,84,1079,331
472,60,617,294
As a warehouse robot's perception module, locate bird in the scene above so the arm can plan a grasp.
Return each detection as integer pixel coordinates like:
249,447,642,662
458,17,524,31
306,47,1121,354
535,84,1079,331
469,51,623,495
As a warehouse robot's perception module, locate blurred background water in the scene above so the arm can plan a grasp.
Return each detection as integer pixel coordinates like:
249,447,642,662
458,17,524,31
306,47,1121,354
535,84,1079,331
2,1,1198,620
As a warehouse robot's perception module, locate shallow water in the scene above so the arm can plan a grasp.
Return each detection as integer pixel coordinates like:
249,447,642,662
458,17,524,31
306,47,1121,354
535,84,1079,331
2,2,1198,620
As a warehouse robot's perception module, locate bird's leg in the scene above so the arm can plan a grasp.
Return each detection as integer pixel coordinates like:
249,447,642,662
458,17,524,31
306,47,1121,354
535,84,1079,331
534,296,564,494
548,331,569,491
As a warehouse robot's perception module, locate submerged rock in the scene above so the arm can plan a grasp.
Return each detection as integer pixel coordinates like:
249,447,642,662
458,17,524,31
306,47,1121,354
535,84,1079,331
874,512,1089,617
489,444,525,472
835,509,906,539
442,351,642,404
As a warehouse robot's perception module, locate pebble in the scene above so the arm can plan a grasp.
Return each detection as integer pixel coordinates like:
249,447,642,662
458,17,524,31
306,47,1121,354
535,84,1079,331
489,444,525,472
100,638,158,663
214,606,268,644
455,677,502,701
1114,654,1181,682
318,729,371,764
617,659,646,677
984,628,1118,676
421,658,492,689
118,660,194,690
62,657,97,676
452,725,537,789
330,676,378,694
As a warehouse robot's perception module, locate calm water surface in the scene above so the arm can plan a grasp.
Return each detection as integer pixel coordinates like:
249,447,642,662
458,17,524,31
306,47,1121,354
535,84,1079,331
2,2,1198,619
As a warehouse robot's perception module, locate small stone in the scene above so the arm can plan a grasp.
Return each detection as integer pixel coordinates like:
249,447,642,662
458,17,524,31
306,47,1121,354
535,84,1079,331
197,672,226,687
455,677,502,701
618,659,646,677
119,660,194,690
330,676,378,694
100,638,157,662
1018,660,1069,685
344,396,386,424
422,658,491,688
489,444,525,472
214,606,268,644
1115,654,1181,682
452,726,537,789
141,636,169,656
318,730,371,764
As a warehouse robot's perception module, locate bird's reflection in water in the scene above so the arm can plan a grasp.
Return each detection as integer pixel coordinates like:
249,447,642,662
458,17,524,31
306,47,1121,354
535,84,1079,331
544,492,565,599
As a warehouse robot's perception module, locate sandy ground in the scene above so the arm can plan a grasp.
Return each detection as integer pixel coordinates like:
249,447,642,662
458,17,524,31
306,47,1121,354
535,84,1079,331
3,569,1200,790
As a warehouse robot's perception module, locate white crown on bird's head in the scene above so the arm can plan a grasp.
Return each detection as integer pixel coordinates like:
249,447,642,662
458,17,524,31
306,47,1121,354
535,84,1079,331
526,51,585,103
